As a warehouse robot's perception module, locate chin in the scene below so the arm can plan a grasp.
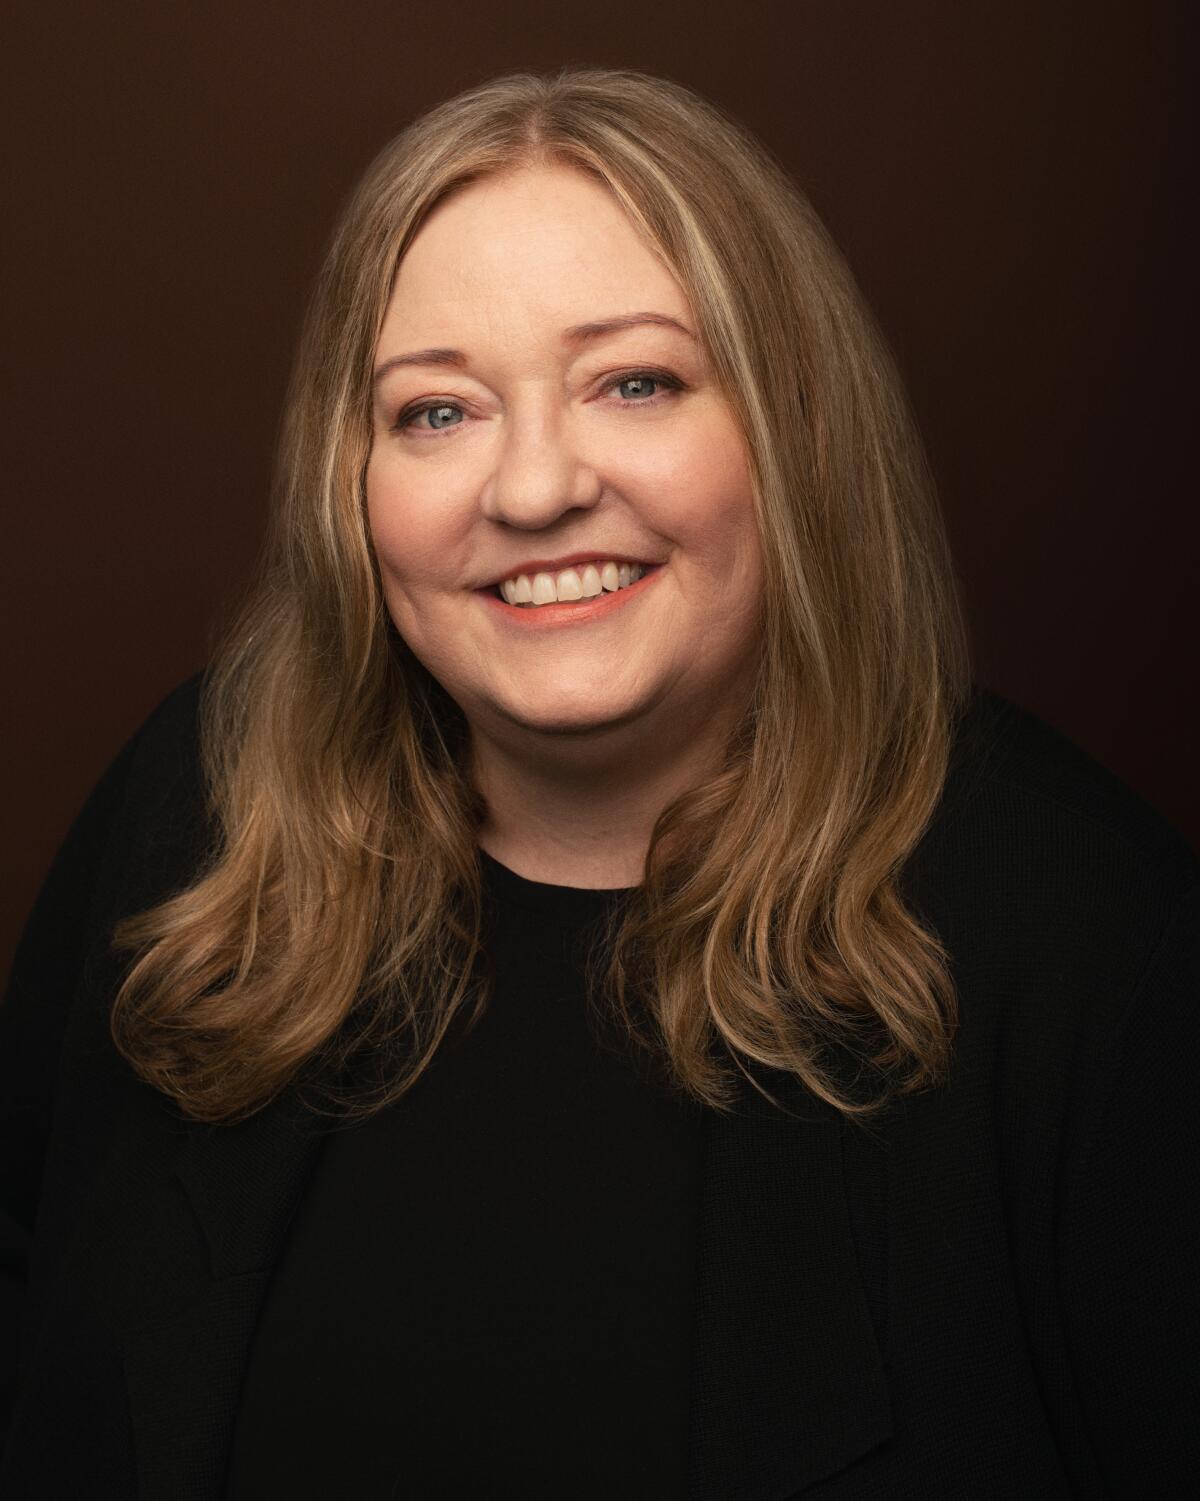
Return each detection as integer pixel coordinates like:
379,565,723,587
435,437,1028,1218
494,690,648,740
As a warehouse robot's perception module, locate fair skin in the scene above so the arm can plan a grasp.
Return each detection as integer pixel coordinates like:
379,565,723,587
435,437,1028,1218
365,163,764,889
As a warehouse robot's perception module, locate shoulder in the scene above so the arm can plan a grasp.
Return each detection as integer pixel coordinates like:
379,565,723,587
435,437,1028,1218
21,669,216,960
123,669,206,790
945,684,1199,893
922,683,1200,917
903,684,1199,1069
1,671,211,1132
101,669,211,918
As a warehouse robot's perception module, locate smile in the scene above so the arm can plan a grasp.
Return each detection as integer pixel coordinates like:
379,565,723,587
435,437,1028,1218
478,564,663,628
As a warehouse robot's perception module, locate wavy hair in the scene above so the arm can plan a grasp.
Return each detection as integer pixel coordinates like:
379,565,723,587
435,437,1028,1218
110,65,974,1126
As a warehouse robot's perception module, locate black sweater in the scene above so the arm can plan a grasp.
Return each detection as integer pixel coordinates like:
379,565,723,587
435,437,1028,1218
1,672,1198,1499
224,854,702,1499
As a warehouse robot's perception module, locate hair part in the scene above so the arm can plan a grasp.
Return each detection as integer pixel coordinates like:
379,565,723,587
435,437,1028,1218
110,65,974,1126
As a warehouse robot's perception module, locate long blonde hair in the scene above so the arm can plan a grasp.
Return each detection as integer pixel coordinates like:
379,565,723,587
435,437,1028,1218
110,65,974,1126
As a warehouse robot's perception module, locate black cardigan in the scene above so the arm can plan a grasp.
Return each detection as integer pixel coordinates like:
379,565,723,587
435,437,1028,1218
1,672,1197,1500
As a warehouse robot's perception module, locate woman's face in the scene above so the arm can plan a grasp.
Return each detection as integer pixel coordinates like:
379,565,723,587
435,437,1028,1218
366,163,763,760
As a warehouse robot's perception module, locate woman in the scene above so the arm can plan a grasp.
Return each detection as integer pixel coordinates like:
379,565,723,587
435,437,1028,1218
2,66,1196,1499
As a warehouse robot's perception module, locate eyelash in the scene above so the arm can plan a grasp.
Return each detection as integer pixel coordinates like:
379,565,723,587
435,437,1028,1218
391,368,686,437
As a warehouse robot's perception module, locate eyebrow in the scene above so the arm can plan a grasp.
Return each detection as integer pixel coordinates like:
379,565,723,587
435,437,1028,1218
371,311,696,387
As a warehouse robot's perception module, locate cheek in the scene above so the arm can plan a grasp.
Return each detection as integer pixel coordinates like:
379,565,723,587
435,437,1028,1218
365,462,455,591
647,422,760,570
369,517,417,591
364,456,403,575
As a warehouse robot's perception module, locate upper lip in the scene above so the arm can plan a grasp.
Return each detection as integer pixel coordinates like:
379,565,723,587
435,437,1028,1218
481,552,661,588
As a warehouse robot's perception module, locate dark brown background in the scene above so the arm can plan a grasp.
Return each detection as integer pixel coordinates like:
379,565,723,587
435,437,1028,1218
4,0,1195,984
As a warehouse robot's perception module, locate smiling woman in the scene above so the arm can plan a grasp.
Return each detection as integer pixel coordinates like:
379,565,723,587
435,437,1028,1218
95,62,980,1139
365,163,765,877
3,64,1196,1501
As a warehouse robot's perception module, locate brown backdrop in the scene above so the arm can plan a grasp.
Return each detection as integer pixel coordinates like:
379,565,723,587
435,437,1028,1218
4,0,1195,984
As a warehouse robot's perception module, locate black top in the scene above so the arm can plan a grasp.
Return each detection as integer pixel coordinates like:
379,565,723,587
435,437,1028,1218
223,851,703,1500
2,673,1199,1498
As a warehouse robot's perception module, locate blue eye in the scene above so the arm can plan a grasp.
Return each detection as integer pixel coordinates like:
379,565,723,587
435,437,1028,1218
606,370,683,402
397,401,464,432
392,368,684,438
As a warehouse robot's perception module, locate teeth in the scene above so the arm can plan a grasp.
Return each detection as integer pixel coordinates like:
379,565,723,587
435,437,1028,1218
555,568,583,601
531,573,557,605
499,560,649,608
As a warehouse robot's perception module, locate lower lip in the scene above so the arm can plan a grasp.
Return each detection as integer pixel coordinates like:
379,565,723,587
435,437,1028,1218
477,566,664,629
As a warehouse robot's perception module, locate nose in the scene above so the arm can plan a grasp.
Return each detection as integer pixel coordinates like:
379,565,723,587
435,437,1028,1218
477,389,602,529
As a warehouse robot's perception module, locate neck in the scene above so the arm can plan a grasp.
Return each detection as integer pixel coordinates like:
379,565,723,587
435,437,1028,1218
469,692,746,890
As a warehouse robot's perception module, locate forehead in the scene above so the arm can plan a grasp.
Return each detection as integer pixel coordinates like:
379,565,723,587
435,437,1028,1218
380,165,692,342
